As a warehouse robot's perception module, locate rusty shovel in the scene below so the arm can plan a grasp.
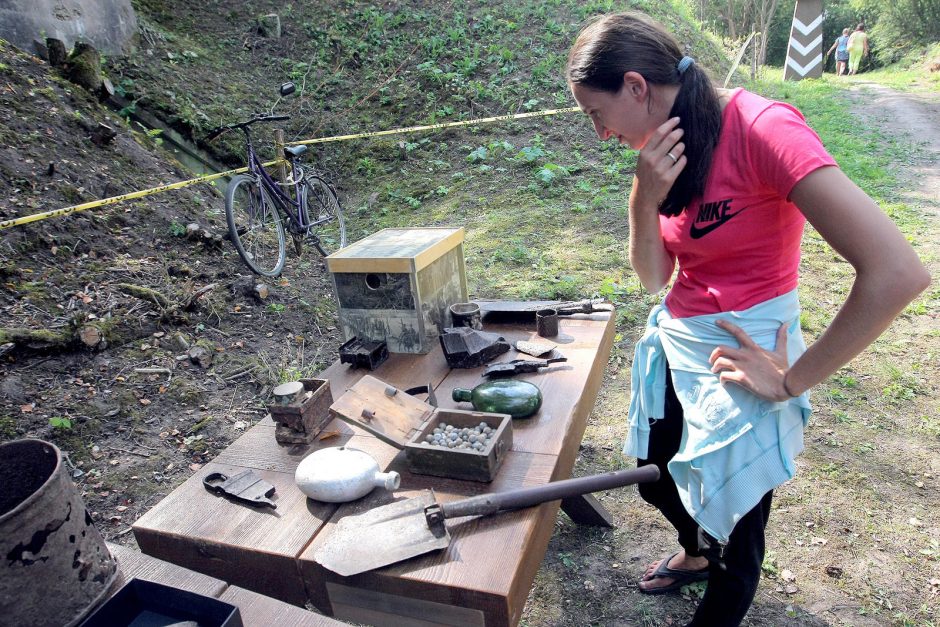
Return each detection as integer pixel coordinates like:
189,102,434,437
314,465,659,576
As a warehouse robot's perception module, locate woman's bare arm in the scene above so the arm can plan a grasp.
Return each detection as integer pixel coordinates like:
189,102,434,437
709,166,930,400
629,118,684,292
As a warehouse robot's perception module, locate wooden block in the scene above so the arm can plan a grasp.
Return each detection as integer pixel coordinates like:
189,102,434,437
219,585,348,626
107,543,226,598
326,582,485,626
560,493,614,527
268,378,334,442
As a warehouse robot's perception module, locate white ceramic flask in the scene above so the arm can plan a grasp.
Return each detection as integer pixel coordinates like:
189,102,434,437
294,446,400,503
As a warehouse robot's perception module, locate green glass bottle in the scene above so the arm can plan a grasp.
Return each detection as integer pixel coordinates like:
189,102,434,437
452,380,542,418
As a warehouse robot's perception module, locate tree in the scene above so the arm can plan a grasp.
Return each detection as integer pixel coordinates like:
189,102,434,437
753,0,781,65
696,0,783,65
851,0,940,63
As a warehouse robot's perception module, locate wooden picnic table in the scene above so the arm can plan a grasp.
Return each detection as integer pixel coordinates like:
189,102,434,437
132,306,616,626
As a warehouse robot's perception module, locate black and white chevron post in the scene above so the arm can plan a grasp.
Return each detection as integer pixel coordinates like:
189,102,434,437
784,0,824,80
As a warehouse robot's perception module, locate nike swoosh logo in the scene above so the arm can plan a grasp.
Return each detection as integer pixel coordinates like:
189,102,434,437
689,209,745,239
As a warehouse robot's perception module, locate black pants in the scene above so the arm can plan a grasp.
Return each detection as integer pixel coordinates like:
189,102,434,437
637,369,773,627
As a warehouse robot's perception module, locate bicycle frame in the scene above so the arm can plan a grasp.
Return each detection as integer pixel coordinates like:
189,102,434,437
240,128,310,233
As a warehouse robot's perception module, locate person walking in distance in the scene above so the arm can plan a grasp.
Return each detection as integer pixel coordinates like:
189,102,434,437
847,23,870,75
566,12,929,627
827,28,852,76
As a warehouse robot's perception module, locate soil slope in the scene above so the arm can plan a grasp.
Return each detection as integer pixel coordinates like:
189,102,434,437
0,40,344,543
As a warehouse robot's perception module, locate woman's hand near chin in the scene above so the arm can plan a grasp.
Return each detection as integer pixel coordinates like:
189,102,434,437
628,117,685,293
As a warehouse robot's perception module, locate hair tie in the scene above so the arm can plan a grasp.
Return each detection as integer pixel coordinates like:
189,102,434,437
677,56,695,75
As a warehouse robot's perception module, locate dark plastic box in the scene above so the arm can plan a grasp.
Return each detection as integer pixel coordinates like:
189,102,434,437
80,578,243,627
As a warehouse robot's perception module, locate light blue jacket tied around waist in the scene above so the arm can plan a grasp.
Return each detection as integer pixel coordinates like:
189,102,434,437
624,290,812,544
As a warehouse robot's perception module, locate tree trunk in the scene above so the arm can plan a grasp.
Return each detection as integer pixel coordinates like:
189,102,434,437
756,0,780,66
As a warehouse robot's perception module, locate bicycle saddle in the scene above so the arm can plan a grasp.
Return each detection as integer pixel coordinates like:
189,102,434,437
284,145,308,159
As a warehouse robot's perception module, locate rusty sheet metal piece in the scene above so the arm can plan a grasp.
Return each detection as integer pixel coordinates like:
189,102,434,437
339,336,389,370
203,470,277,509
439,326,511,368
315,467,660,577
314,490,448,577
482,356,567,378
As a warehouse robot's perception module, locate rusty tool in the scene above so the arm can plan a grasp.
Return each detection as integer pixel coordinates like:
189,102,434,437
482,357,567,378
203,470,277,509
314,465,659,576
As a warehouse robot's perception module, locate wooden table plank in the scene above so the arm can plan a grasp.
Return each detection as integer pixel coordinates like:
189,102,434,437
299,450,559,626
436,315,614,462
134,415,404,605
133,460,327,605
108,543,226,598
219,585,348,626
321,344,452,399
108,544,346,626
214,420,398,472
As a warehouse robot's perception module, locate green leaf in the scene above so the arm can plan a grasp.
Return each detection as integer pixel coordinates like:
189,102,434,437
467,146,488,163
49,416,72,430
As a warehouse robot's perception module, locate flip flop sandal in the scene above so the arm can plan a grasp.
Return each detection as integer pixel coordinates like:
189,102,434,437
637,551,710,596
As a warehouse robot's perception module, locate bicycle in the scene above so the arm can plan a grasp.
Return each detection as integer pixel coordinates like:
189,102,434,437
206,83,347,277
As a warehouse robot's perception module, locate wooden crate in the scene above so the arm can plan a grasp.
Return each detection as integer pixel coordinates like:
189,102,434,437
325,227,468,354
328,375,512,482
267,379,333,444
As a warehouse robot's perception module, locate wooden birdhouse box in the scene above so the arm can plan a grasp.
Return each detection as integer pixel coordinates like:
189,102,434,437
325,227,468,354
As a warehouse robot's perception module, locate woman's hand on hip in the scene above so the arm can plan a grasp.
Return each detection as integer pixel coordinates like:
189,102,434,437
633,117,686,211
709,320,792,401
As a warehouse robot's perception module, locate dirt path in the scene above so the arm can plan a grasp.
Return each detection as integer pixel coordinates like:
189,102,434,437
844,81,940,217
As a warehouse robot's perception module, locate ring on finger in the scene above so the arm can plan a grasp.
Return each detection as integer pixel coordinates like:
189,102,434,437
666,152,678,164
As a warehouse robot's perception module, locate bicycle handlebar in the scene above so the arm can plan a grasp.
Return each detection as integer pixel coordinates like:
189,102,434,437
205,114,291,142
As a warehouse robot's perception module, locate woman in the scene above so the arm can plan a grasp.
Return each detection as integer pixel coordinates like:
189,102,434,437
826,27,852,76
847,23,869,75
566,12,928,627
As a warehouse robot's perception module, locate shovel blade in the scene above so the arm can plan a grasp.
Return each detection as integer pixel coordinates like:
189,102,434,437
315,490,450,577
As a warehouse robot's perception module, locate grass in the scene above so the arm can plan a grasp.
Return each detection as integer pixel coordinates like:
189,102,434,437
861,42,940,96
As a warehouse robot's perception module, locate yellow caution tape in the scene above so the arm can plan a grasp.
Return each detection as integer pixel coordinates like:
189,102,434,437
0,163,275,230
288,107,579,145
2,106,580,230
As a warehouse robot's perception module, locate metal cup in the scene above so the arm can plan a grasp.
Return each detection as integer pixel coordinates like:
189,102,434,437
273,381,305,406
449,302,482,330
536,308,559,337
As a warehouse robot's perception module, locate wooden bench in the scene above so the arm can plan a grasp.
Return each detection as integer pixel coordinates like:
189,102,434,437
106,543,346,625
133,310,615,626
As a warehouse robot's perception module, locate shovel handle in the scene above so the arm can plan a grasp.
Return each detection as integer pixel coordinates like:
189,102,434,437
439,465,659,520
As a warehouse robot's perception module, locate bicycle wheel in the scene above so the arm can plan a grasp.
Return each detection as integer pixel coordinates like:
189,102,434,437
302,174,347,257
225,174,286,277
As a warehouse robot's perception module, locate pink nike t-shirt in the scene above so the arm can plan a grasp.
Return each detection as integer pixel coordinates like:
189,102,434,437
660,88,837,317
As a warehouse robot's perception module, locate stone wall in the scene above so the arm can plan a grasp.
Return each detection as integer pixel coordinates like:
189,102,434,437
0,0,137,56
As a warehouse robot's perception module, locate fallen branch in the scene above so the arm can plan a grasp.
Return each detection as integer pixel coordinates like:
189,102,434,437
183,283,217,311
108,447,152,458
134,367,172,375
116,283,170,309
0,327,75,350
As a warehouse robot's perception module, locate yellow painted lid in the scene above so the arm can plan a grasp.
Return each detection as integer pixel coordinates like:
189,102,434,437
326,227,464,274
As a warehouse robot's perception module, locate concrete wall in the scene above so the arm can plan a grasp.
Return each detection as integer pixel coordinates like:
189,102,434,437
0,0,137,56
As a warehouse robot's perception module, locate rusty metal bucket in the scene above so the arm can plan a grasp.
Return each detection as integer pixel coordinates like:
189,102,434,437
0,439,119,627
